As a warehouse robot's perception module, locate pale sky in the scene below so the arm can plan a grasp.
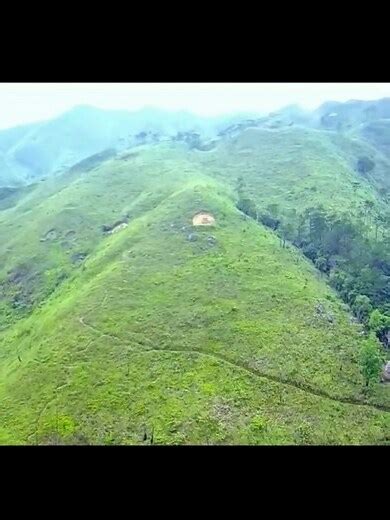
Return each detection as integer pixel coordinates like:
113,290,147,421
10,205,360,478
0,83,389,130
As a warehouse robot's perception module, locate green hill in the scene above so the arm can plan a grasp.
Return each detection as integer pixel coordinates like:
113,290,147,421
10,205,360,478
0,131,389,445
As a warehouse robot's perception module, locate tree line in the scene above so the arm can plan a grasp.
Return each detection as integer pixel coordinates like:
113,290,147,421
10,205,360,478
236,176,389,387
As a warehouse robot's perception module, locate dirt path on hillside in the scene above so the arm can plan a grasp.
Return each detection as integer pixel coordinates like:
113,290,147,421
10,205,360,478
78,316,390,414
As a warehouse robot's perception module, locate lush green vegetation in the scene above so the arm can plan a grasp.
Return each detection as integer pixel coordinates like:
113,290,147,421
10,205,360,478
0,103,390,444
237,181,390,348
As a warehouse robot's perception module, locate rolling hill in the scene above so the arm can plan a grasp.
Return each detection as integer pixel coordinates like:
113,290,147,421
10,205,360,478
0,118,389,445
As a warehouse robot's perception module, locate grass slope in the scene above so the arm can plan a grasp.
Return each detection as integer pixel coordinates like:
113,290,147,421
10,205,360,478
1,127,384,329
0,165,389,444
191,127,382,216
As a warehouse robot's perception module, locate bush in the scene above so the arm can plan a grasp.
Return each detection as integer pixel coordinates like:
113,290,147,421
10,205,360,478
329,270,347,292
315,256,329,273
301,242,318,262
259,212,280,230
237,197,257,219
359,336,383,388
357,156,375,174
352,294,373,323
368,309,390,345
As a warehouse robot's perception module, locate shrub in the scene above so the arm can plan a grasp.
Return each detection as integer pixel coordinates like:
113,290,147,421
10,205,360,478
259,212,280,230
368,309,390,345
237,197,257,219
352,294,373,323
315,256,329,273
357,156,375,174
359,336,383,388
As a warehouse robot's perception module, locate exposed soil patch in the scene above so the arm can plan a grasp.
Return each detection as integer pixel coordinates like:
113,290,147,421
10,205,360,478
44,229,57,241
7,265,31,284
71,252,87,264
2,265,41,312
110,222,128,234
102,216,130,235
212,399,233,424
192,212,215,226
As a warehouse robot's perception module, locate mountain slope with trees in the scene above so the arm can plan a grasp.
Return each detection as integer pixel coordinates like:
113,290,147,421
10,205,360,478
0,99,390,444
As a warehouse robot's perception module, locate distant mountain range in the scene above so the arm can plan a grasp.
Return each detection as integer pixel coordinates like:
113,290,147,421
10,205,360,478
0,105,261,186
1,98,390,187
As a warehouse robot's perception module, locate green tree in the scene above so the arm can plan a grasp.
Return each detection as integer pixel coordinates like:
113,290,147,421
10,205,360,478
259,212,280,230
368,309,390,346
295,213,308,246
352,294,373,323
315,256,328,273
237,197,257,219
357,156,375,175
359,337,383,388
278,221,295,247
305,207,328,245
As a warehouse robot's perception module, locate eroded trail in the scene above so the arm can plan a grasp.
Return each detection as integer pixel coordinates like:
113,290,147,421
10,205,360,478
78,316,390,414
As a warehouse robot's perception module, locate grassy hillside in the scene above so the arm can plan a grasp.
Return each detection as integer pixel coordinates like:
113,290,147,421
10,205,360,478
0,127,384,330
0,137,389,444
0,143,202,327
191,127,382,217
